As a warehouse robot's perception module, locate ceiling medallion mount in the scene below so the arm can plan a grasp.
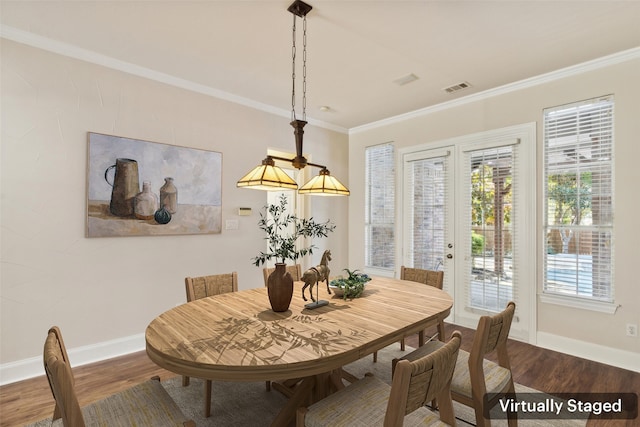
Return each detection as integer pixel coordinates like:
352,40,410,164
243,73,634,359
287,0,312,18
236,0,350,196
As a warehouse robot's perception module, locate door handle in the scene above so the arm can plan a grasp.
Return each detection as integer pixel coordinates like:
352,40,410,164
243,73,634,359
446,254,453,259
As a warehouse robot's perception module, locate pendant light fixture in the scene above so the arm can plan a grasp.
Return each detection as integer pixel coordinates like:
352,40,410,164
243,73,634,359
236,0,350,196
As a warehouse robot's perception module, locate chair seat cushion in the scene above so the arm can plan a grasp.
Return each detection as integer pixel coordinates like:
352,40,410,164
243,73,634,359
450,349,512,398
400,343,512,399
303,375,447,427
81,377,190,426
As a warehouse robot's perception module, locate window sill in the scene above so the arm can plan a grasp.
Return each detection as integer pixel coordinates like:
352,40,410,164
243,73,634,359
539,292,618,314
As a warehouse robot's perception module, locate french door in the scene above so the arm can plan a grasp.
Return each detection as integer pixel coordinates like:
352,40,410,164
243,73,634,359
401,124,535,342
403,148,455,295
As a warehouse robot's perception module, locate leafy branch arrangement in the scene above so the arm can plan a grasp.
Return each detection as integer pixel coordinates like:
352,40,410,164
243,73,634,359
329,269,372,299
253,194,335,266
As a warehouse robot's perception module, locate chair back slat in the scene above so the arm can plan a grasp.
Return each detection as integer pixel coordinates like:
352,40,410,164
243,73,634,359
43,327,86,427
385,331,461,426
480,301,515,355
185,272,238,302
400,266,443,290
405,369,435,413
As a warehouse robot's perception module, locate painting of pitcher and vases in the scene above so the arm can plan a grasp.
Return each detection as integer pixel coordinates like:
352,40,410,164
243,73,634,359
86,132,222,237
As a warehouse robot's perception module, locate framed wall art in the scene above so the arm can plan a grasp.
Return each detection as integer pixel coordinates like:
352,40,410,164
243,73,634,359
87,132,222,237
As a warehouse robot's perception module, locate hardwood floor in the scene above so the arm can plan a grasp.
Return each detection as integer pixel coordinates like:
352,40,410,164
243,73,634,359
1,323,638,427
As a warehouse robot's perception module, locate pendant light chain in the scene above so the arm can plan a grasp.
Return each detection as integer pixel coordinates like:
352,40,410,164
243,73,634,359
291,14,296,121
291,13,308,122
291,14,297,121
302,14,307,121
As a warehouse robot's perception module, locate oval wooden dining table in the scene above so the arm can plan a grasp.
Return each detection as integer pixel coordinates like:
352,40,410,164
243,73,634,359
146,275,453,426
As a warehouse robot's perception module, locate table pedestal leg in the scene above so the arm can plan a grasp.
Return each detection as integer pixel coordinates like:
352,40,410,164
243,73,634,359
270,376,315,427
269,368,354,427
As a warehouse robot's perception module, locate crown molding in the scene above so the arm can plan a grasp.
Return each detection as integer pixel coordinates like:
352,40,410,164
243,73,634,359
350,46,640,134
0,25,348,134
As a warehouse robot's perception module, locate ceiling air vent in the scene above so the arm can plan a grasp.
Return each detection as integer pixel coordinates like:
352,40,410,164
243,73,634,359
443,81,471,94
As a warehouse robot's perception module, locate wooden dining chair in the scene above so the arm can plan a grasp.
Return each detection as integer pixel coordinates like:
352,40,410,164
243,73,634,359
394,301,517,427
297,331,462,427
262,264,303,286
43,326,194,427
183,271,238,417
400,266,446,347
373,266,445,363
185,271,238,302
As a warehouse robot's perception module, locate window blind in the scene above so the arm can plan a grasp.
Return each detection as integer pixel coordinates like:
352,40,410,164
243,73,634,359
405,155,448,272
365,143,395,269
543,96,614,302
461,142,520,314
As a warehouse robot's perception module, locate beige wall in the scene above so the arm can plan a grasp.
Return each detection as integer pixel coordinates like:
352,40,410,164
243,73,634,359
348,58,640,363
0,40,349,369
2,37,638,378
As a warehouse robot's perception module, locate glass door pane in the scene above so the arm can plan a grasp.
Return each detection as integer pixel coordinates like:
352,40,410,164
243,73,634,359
466,147,515,311
407,158,446,270
403,148,453,295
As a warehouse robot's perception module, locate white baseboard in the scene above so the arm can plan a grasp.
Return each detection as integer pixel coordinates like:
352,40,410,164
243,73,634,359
0,333,145,386
537,331,640,373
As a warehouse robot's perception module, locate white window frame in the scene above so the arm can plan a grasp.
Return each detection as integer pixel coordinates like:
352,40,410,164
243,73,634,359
540,95,616,314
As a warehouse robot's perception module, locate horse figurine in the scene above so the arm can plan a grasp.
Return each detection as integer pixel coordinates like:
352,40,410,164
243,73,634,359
301,250,332,302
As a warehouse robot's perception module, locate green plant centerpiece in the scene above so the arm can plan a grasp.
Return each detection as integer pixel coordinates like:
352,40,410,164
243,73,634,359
329,269,372,300
254,194,335,266
255,194,335,312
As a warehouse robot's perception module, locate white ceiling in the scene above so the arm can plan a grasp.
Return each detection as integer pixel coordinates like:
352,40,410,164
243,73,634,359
2,1,640,131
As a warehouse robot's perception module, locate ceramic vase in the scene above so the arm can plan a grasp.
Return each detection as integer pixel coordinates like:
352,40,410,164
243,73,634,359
154,206,172,224
267,263,294,312
104,158,139,217
134,181,159,220
159,177,178,214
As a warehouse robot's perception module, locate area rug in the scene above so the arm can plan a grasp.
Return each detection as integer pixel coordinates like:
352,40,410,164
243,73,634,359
27,345,586,427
